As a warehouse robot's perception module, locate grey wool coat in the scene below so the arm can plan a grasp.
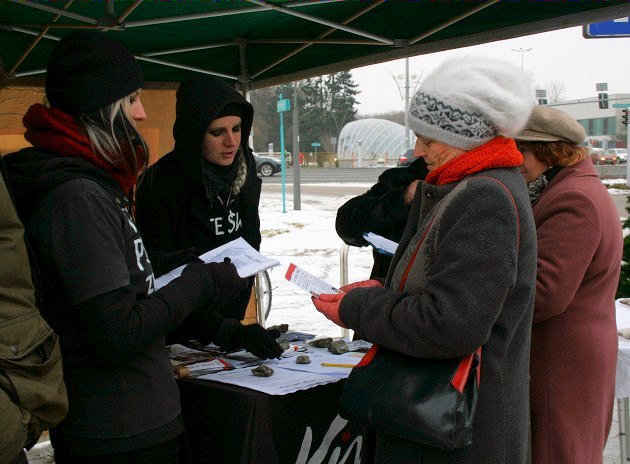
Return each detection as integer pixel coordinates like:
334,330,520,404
339,167,537,464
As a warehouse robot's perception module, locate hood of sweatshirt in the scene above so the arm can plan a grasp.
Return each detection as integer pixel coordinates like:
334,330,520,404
171,75,255,190
3,148,121,221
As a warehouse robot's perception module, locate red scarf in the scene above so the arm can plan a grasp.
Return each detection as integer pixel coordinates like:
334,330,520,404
425,136,523,186
23,104,138,194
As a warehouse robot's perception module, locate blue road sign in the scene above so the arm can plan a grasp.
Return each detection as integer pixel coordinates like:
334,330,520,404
584,18,630,38
277,98,290,113
613,103,630,108
311,142,321,147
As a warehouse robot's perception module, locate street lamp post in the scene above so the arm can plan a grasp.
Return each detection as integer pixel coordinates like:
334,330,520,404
392,58,422,150
511,47,532,72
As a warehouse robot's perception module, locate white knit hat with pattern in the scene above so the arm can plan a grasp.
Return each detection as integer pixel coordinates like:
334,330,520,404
407,56,534,150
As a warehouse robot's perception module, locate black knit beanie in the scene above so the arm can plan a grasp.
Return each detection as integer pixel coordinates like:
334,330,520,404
46,31,143,115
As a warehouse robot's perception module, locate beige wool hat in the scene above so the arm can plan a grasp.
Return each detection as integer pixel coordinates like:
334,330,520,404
516,106,586,144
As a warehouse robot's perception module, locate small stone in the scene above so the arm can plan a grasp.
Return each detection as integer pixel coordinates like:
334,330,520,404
268,324,289,333
296,355,311,364
251,365,274,377
328,339,349,355
308,337,333,348
277,339,290,351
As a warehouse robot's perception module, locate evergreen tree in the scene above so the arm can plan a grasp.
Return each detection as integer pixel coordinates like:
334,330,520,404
250,71,359,155
299,76,327,150
325,71,359,152
250,82,294,153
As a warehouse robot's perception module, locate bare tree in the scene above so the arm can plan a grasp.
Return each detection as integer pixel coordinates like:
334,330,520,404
546,80,567,103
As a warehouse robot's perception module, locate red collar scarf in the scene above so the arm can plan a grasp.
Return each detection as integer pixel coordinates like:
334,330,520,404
425,136,523,186
23,104,137,195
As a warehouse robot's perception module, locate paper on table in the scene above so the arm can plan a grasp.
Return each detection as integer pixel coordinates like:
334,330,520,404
275,350,364,377
285,263,341,297
363,232,398,256
197,365,340,395
155,237,279,289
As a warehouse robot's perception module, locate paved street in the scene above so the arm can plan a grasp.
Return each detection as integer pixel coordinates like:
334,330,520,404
261,166,630,218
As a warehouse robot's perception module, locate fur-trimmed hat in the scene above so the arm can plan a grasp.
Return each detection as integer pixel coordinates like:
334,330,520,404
407,56,533,150
515,106,585,145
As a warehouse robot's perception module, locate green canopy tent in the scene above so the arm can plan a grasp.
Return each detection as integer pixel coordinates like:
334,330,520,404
2,0,630,92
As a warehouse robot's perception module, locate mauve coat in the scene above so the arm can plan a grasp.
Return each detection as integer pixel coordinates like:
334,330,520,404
530,158,622,464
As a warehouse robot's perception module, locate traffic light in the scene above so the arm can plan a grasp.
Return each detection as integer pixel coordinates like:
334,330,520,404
598,92,609,109
623,109,629,126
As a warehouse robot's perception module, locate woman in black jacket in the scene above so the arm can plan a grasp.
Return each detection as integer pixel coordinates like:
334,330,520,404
336,157,428,279
3,32,247,463
136,76,282,359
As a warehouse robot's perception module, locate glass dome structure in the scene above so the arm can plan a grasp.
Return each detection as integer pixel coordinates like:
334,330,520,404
336,118,414,167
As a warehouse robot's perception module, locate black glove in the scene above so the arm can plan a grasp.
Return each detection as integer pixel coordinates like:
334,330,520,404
202,259,249,305
237,324,284,359
150,247,199,277
217,320,283,359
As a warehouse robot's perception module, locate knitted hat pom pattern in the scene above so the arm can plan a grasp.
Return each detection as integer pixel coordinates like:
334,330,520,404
407,56,533,150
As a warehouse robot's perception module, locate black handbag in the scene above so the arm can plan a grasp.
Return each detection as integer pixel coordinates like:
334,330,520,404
339,342,481,450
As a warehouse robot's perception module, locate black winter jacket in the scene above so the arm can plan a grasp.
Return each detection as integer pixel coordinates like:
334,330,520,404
3,148,225,456
336,158,428,278
136,76,261,345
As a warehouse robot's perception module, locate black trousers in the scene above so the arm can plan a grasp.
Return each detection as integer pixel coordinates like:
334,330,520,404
54,435,189,464
10,450,28,464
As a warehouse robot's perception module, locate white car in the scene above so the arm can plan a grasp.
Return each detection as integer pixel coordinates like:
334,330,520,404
607,148,627,164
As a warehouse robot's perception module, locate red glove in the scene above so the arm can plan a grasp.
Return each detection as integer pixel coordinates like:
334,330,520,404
312,292,347,328
340,279,383,292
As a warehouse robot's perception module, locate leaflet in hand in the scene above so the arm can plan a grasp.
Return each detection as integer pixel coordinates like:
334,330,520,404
154,237,279,290
285,263,341,297
363,232,398,256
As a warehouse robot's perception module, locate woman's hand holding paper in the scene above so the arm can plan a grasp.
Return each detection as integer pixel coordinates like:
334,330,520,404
312,292,347,328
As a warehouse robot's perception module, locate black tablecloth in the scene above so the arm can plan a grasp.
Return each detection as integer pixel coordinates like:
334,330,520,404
178,377,367,464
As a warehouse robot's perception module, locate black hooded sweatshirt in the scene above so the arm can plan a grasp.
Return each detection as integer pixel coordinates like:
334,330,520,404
2,148,226,456
336,158,428,278
136,76,261,345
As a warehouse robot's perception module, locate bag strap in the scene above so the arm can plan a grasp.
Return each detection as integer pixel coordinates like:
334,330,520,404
395,176,520,389
476,175,520,251
451,347,482,392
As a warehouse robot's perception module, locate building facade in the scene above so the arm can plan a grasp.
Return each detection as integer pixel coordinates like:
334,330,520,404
548,93,630,149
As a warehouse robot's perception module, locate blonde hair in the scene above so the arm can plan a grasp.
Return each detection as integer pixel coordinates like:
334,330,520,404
79,95,149,176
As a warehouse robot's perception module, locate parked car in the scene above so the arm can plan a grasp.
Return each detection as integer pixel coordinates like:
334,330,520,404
607,148,627,164
253,153,282,177
588,147,617,165
398,149,416,167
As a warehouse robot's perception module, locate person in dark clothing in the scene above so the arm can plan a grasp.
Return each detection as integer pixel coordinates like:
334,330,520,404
136,76,282,359
336,157,428,278
3,31,248,464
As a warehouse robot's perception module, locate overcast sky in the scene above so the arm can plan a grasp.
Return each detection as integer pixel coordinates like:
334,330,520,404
352,25,630,116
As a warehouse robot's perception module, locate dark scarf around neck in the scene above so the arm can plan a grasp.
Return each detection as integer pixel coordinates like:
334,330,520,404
527,166,561,205
203,155,238,197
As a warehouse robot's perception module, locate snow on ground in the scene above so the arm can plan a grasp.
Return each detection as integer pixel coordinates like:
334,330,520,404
602,178,627,185
259,192,375,337
602,178,630,195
